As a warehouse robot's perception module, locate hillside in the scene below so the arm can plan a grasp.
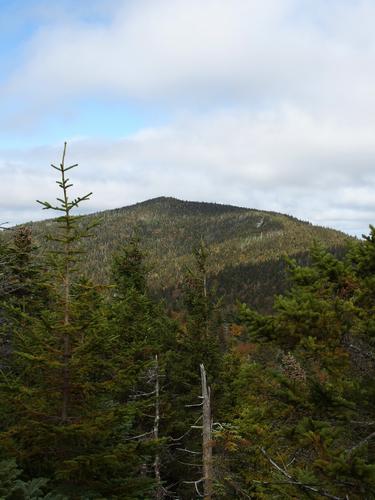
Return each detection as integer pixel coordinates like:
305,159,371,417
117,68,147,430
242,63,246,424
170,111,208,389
26,196,351,311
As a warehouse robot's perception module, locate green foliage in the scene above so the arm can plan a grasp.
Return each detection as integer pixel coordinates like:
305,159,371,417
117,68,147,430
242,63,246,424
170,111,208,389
15,196,351,312
217,235,375,499
0,459,61,499
2,149,375,499
112,236,148,294
0,146,169,498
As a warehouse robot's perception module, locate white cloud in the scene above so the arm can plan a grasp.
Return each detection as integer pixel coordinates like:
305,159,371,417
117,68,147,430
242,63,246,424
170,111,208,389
3,0,375,115
1,106,374,235
1,0,375,236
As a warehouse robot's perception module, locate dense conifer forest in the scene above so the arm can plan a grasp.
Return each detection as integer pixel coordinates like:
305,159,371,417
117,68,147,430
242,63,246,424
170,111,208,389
0,147,374,499
24,194,351,313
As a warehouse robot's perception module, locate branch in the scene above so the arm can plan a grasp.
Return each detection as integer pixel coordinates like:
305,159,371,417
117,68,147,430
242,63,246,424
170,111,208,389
224,477,253,499
169,415,203,443
124,430,154,441
260,448,344,500
346,431,375,457
347,343,375,361
350,420,375,427
177,448,201,455
177,460,202,468
130,389,157,399
183,478,204,497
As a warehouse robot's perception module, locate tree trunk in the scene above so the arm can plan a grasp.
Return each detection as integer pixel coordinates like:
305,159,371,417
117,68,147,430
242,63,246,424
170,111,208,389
154,355,163,499
200,363,213,500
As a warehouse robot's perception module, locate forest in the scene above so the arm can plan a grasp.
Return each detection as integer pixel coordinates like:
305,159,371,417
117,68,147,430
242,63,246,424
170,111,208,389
25,184,350,314
0,145,374,499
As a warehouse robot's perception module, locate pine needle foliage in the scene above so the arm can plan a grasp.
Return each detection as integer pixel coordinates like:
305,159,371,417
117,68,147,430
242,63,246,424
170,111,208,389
36,141,97,423
215,235,375,499
0,145,156,497
1,147,374,498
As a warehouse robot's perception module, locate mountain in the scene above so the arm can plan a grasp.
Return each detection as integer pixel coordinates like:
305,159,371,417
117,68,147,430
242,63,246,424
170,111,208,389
26,196,352,311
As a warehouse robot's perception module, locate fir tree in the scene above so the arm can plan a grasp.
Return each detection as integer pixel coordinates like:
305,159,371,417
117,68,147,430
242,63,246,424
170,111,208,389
108,237,178,498
216,237,375,498
0,145,157,497
162,241,224,498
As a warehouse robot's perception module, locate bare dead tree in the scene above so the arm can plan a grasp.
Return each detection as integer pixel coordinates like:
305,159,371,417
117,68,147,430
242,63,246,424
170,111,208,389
153,354,164,500
182,364,213,499
126,355,169,498
200,363,213,500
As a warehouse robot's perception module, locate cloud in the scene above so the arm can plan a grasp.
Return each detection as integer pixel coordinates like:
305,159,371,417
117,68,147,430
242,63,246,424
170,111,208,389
1,105,374,235
1,0,375,236
3,0,375,118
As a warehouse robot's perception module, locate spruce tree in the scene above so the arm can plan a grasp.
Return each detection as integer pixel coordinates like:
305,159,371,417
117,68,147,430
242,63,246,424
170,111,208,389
0,144,158,497
108,237,178,498
162,240,224,498
215,238,375,498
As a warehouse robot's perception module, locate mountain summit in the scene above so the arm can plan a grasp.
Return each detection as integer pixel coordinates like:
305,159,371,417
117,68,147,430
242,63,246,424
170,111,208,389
28,197,351,310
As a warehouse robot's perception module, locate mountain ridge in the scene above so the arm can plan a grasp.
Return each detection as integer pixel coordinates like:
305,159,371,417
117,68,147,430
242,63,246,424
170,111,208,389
18,197,353,311
91,196,328,227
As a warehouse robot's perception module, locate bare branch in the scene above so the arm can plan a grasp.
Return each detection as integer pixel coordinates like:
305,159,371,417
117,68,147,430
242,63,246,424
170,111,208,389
347,431,375,457
130,389,157,399
183,478,204,497
169,415,203,443
177,460,202,468
124,430,154,441
350,420,375,427
260,448,344,500
177,448,201,455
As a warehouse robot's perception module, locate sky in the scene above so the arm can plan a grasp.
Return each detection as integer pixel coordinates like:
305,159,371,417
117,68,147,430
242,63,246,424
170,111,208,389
1,0,375,236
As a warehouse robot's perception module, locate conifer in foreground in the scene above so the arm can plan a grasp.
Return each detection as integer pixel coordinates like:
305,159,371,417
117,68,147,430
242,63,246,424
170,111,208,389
0,144,156,497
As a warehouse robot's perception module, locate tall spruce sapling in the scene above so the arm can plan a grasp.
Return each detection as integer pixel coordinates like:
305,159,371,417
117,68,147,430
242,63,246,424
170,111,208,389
181,239,222,381
0,144,169,497
0,144,103,495
1,146,98,485
36,141,97,423
109,238,176,494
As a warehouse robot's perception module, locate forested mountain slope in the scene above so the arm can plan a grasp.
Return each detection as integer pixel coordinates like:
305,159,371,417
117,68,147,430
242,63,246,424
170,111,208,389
26,196,351,310
1,172,374,498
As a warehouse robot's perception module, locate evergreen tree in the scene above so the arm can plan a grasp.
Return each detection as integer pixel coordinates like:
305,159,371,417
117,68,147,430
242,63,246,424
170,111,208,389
161,241,224,498
2,146,374,499
0,145,157,498
180,240,222,389
108,237,179,498
214,238,375,499
0,227,50,366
